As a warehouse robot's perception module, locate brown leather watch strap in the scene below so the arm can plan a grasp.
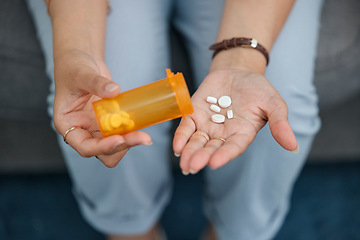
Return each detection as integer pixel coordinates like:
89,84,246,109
209,37,269,65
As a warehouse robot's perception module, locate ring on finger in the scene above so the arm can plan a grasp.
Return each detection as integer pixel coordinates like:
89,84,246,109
211,137,226,143
192,131,210,142
63,126,82,144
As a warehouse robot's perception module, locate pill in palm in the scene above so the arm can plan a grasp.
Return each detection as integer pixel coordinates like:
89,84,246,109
211,114,225,123
206,96,217,104
210,104,221,113
218,96,232,108
227,110,233,119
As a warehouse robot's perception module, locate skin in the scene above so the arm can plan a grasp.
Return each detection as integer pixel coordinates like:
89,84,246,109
48,0,152,169
173,67,297,173
174,0,298,174
46,0,299,239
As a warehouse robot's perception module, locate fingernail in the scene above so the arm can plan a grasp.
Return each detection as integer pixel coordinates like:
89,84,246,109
105,83,119,93
174,152,181,157
182,170,190,176
189,169,198,175
292,145,300,154
143,141,153,146
113,140,125,149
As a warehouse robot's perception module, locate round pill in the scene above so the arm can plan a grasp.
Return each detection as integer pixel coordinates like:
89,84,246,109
96,106,106,115
123,118,135,130
110,100,121,112
206,96,217,104
227,110,233,119
103,114,113,131
120,111,130,119
218,96,232,108
110,113,122,128
124,120,135,130
211,114,225,123
100,115,108,131
210,104,221,113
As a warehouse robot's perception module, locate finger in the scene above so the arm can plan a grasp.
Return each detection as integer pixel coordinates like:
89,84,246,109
122,131,153,147
187,138,225,173
64,127,151,157
94,131,153,168
66,128,125,157
76,70,120,98
173,117,196,156
208,133,254,170
96,149,129,168
179,131,209,173
268,108,298,152
100,131,153,155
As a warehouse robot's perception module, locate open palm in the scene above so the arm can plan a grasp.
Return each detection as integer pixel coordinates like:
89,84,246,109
173,69,298,173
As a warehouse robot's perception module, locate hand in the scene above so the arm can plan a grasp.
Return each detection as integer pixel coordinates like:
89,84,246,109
53,50,152,168
173,68,298,173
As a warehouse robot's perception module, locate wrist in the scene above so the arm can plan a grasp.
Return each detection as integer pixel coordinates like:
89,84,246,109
209,46,267,74
53,39,104,62
53,48,104,66
48,0,108,62
209,37,269,74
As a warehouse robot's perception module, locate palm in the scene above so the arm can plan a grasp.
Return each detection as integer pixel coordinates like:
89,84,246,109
192,72,267,137
53,51,151,168
173,69,297,172
53,51,109,131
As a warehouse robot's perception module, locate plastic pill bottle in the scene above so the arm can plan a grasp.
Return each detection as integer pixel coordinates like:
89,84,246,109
92,69,193,137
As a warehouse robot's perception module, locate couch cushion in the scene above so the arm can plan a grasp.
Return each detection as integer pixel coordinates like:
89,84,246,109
0,0,65,173
314,0,360,108
309,0,360,161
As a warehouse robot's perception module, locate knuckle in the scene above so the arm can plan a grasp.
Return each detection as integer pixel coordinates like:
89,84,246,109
77,149,92,158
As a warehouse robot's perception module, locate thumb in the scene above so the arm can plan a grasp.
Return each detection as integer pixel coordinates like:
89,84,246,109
84,73,120,98
268,107,298,153
73,66,120,98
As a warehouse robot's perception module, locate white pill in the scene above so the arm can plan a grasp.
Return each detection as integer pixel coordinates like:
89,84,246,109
227,110,233,119
211,114,225,123
218,96,232,108
206,96,217,104
210,104,221,113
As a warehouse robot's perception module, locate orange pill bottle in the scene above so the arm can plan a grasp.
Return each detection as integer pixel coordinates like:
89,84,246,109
92,69,193,137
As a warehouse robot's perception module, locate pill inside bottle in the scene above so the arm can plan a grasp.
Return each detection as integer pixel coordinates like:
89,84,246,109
92,69,194,137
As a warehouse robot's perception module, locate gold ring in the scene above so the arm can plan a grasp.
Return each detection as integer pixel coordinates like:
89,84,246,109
89,129,101,135
192,131,210,142
63,126,81,144
211,137,226,143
